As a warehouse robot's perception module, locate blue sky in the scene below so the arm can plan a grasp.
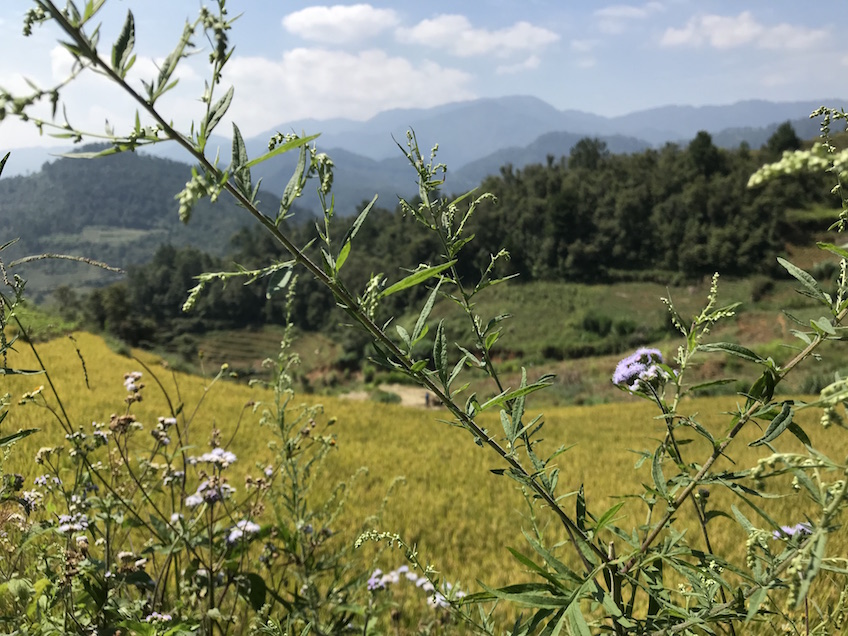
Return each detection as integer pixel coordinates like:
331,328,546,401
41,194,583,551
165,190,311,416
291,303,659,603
1,1,846,148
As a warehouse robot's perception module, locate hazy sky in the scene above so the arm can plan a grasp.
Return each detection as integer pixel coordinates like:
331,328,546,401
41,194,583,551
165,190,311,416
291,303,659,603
1,1,846,148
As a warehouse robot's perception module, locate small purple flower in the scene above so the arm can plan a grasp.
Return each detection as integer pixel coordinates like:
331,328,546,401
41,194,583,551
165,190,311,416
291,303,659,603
367,569,385,591
773,523,812,540
57,512,89,534
613,348,670,392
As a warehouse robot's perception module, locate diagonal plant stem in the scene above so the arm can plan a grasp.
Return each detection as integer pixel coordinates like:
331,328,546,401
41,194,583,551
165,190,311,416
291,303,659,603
36,0,612,569
621,309,848,576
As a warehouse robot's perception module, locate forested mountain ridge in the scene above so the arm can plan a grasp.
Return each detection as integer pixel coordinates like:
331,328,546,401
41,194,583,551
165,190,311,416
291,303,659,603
54,125,838,365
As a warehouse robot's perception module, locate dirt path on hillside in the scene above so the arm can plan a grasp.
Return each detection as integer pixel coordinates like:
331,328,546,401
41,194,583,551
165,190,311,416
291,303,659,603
340,383,436,408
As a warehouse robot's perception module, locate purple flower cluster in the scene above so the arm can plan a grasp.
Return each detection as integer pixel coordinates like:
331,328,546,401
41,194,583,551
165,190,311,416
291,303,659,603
773,523,812,540
184,479,235,507
613,348,670,392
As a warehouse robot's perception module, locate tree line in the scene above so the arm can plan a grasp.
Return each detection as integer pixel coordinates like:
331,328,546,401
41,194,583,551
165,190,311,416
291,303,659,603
54,123,835,356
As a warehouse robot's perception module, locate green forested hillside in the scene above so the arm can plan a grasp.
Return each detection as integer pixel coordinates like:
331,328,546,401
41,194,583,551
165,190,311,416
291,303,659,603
3,127,840,375
0,146,286,298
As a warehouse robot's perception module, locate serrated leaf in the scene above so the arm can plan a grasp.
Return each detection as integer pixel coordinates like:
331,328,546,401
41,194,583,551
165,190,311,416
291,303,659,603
381,261,456,298
749,402,793,447
395,324,411,348
205,86,234,135
110,10,135,76
697,342,764,364
231,122,252,197
778,257,830,305
433,320,447,384
500,409,514,441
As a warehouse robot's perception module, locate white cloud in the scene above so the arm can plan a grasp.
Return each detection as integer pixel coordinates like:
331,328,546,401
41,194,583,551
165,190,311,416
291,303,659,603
595,2,663,34
571,39,599,53
496,55,540,75
282,4,399,44
397,15,558,58
223,48,474,135
660,11,828,50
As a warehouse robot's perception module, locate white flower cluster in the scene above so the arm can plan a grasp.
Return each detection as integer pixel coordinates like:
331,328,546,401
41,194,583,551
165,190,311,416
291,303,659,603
748,143,848,188
227,519,261,544
367,565,466,609
189,446,237,468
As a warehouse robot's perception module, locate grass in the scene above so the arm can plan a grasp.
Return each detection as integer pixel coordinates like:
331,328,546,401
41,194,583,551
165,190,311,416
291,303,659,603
2,332,848,633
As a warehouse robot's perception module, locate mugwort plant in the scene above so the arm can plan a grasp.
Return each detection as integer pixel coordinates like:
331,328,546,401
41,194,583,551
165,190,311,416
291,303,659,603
3,1,848,634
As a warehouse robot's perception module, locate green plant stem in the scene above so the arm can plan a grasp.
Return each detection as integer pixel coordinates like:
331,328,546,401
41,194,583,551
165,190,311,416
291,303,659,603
622,312,846,577
36,0,611,573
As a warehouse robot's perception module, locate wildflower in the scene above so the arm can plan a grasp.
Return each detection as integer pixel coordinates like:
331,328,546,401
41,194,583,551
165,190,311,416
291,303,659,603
145,612,173,623
613,348,671,392
57,512,89,534
20,490,42,513
773,523,812,540
123,371,143,392
170,512,184,524
184,479,235,508
190,446,237,468
367,569,385,591
227,519,261,544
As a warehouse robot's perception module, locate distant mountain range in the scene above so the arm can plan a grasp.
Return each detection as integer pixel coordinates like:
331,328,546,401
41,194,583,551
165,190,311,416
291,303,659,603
3,95,840,213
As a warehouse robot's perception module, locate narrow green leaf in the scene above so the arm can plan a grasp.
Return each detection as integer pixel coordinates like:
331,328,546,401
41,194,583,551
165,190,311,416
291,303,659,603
811,316,836,336
110,10,135,76
697,342,764,364
817,242,848,260
778,257,830,305
479,375,554,412
381,261,456,298
593,502,626,534
205,86,234,135
244,134,319,169
565,605,591,636
795,532,826,609
575,485,586,532
335,241,351,273
0,152,9,177
279,144,308,222
0,368,44,376
749,402,793,447
412,281,441,344
786,421,811,447
342,195,376,246
484,331,500,351
746,586,769,622
652,450,667,498
0,429,38,447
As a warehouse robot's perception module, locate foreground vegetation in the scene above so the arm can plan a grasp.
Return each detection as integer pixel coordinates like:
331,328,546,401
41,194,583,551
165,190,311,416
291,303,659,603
4,1,848,634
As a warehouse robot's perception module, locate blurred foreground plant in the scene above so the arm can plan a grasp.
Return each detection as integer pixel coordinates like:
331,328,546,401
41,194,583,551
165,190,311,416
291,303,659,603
5,2,848,635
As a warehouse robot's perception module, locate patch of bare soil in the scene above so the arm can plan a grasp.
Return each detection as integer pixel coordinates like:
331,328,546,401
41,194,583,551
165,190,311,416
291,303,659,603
340,383,435,408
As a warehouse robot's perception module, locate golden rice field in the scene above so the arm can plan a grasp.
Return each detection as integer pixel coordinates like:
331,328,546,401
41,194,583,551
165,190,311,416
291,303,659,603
3,332,848,629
